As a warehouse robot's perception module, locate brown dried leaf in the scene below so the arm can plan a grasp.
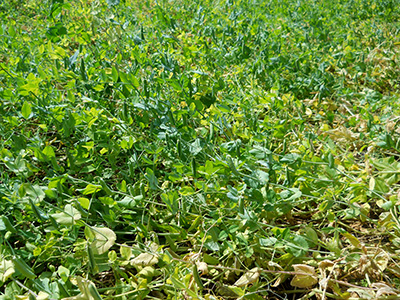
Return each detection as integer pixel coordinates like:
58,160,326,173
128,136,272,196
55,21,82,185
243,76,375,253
196,262,209,275
359,254,370,274
372,282,398,298
318,260,334,271
347,287,375,299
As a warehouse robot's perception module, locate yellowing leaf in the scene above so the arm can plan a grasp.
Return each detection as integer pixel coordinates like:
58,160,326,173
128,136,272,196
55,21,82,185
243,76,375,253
0,259,15,282
137,266,157,277
57,265,70,283
131,252,158,266
290,264,318,288
326,126,358,142
216,285,243,298
120,244,132,260
374,250,389,272
343,232,361,248
51,204,81,225
77,197,90,210
87,227,116,255
36,291,50,300
234,267,261,287
179,186,195,196
61,276,102,300
372,282,398,298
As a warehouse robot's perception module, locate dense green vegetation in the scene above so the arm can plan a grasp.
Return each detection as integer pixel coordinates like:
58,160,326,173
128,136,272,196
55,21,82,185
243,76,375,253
1,0,400,298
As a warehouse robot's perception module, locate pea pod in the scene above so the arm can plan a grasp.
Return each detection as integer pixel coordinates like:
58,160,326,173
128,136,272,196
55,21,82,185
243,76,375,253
1,216,16,233
191,158,197,178
226,154,240,176
328,152,335,169
192,264,204,290
285,166,291,186
98,178,112,195
177,139,183,160
89,282,103,300
29,198,44,222
188,215,202,232
87,244,99,274
209,124,214,142
168,110,176,126
12,256,36,279
238,197,244,214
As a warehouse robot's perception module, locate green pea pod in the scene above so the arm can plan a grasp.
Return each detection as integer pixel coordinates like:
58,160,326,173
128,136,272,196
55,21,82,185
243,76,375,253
28,198,44,222
177,139,183,160
87,244,99,274
285,166,291,186
1,216,16,233
226,154,240,176
89,282,103,300
328,152,334,169
168,110,176,126
165,133,170,148
188,215,202,232
191,158,197,178
238,197,244,214
12,256,36,279
192,264,204,290
209,124,214,142
98,178,112,195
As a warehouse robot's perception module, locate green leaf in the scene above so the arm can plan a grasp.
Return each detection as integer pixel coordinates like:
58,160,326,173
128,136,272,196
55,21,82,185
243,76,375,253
161,191,178,214
107,0,120,6
21,101,32,119
111,66,119,82
12,256,36,279
304,226,319,247
259,237,277,247
287,235,309,257
179,186,195,196
42,145,56,159
203,254,220,265
189,138,203,156
319,200,334,212
81,184,102,195
280,188,302,202
145,168,158,190
117,195,142,208
199,93,216,108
